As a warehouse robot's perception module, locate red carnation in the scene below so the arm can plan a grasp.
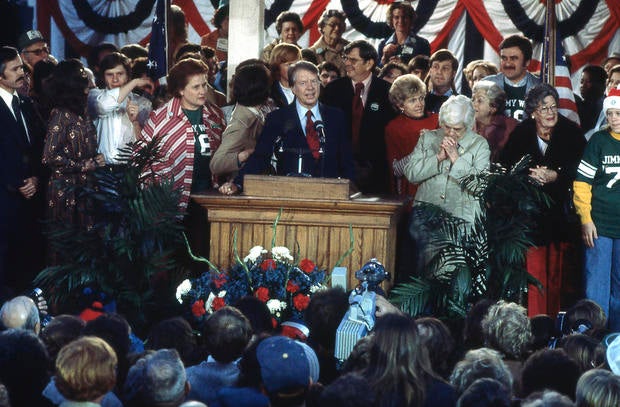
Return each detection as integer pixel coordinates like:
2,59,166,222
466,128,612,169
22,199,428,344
261,259,277,270
293,294,310,311
191,300,206,317
299,259,316,273
212,297,226,311
255,287,270,302
286,280,300,293
213,273,227,289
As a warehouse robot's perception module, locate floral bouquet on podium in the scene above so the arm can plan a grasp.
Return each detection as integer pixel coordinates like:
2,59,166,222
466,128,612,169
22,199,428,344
177,244,327,327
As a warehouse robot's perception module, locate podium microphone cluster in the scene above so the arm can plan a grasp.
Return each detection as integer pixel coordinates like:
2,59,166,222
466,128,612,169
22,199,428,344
314,120,326,155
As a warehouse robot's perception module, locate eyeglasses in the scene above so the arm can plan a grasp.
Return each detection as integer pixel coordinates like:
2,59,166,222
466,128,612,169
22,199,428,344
537,104,558,114
23,46,49,56
325,23,341,29
342,56,363,64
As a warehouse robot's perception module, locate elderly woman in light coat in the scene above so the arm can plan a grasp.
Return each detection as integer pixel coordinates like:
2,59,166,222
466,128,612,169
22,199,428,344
404,94,490,224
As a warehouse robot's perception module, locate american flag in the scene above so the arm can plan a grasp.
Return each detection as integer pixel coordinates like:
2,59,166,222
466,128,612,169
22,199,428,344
540,1,580,125
147,0,168,84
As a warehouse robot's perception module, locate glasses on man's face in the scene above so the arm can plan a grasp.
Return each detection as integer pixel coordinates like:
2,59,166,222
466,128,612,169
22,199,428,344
24,46,49,56
537,104,558,114
342,55,362,64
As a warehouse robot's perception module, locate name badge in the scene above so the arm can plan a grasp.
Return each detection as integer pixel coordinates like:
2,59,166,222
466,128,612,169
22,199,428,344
401,46,413,55
216,38,228,52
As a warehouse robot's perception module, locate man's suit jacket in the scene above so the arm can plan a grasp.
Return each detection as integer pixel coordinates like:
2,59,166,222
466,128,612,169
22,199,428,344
0,94,43,215
237,101,355,183
321,75,396,194
0,93,45,288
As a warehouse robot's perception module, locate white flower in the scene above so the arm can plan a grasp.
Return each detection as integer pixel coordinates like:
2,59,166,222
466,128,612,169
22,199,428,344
205,290,227,313
310,284,327,294
266,299,286,313
271,246,293,262
175,279,192,303
244,246,267,263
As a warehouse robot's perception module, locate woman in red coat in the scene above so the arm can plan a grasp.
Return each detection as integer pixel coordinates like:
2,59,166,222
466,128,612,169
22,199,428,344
385,74,438,198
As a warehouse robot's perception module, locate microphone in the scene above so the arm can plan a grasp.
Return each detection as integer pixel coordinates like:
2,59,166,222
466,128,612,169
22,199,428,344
314,120,326,155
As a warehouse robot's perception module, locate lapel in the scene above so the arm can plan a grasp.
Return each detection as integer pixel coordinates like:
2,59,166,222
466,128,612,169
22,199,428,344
0,94,26,147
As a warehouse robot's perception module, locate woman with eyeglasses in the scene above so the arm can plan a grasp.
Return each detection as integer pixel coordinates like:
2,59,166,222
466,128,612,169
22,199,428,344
500,83,586,317
309,10,349,77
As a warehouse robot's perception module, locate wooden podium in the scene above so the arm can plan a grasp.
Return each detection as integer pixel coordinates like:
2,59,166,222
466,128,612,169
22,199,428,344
191,176,405,290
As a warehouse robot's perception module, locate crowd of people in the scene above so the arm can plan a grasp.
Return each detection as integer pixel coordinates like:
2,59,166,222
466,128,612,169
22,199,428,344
2,1,620,406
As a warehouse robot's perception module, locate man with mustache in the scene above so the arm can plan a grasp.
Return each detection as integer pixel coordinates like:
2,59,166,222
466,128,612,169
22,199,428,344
484,35,541,122
0,46,45,296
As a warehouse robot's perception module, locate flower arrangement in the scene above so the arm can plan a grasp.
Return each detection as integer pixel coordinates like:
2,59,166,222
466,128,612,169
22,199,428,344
177,245,327,327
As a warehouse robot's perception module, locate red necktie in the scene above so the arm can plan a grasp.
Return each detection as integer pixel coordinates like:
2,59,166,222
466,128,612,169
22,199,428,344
351,82,364,153
305,110,320,159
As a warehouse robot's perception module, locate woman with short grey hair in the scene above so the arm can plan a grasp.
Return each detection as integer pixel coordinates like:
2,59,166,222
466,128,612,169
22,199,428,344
499,83,586,317
404,94,490,224
472,80,517,161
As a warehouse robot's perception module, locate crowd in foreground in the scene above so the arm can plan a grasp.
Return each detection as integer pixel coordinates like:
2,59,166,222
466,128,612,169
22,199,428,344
1,289,620,407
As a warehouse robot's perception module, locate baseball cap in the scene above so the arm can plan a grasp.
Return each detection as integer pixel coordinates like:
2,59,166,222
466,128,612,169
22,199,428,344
18,30,46,50
256,336,310,394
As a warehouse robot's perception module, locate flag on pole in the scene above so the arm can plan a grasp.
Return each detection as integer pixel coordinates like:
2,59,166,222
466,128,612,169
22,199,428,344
147,0,168,84
541,0,580,125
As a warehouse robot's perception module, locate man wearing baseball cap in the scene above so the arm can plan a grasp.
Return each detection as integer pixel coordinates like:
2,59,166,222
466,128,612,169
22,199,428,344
18,30,50,67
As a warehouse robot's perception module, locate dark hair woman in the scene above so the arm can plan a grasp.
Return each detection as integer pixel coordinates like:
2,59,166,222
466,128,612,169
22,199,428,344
42,59,105,234
211,62,276,185
362,313,457,407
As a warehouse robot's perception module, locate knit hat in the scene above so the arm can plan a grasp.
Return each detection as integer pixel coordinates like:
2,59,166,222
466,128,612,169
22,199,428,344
603,86,620,115
256,336,310,394
17,30,46,50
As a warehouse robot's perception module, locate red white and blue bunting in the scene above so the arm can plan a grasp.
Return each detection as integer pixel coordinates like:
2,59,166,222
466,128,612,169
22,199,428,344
38,0,619,92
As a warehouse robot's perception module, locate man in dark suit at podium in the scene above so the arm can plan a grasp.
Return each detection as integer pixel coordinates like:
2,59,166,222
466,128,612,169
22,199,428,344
0,46,45,295
321,40,396,195
220,61,354,194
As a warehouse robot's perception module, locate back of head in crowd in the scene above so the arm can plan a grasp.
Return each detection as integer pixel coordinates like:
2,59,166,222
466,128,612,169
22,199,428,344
55,336,117,403
449,347,513,397
234,296,274,337
416,317,456,379
482,300,532,360
521,390,575,407
203,306,252,363
146,316,201,367
564,299,607,337
0,329,50,406
319,373,375,407
364,313,439,407
576,368,620,407
0,295,40,333
124,348,188,407
456,378,511,407
521,348,580,400
257,335,310,406
559,334,606,373
40,314,85,365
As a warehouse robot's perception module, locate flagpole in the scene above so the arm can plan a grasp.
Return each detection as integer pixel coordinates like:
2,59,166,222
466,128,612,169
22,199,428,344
541,0,556,85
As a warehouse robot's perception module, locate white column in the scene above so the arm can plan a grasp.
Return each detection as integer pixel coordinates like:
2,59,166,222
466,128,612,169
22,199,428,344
228,0,264,98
